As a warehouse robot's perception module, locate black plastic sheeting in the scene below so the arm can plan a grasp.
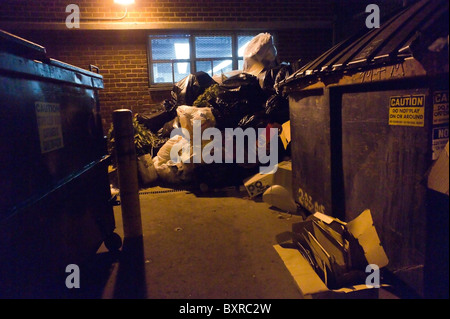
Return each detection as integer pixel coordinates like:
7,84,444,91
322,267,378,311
212,73,266,130
171,71,218,107
139,64,293,138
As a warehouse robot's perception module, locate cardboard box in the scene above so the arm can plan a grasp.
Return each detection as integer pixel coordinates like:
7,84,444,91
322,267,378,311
280,121,291,150
427,141,449,196
243,160,292,197
274,209,389,299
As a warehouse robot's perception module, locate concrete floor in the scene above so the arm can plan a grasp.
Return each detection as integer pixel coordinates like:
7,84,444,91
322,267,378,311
54,185,401,300
64,186,307,299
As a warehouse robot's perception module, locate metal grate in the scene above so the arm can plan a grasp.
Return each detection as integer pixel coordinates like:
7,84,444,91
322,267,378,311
138,189,190,195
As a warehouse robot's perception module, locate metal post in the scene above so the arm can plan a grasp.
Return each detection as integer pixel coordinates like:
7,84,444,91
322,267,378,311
113,109,143,239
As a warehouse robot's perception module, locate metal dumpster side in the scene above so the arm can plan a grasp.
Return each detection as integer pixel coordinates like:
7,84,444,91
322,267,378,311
0,30,120,297
279,0,449,297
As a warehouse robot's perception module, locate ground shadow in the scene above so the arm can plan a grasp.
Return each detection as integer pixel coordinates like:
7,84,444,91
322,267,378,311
53,250,120,299
112,236,147,299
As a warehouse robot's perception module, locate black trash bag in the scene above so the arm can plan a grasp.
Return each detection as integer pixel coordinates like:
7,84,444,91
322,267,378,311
162,98,178,117
212,99,255,130
218,72,265,101
237,112,269,130
171,71,217,107
258,66,280,94
157,117,180,139
265,94,290,124
211,73,266,130
274,63,292,89
136,98,179,134
257,62,292,95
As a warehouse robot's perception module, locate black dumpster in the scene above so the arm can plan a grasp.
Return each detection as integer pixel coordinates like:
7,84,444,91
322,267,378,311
0,30,121,297
279,0,448,298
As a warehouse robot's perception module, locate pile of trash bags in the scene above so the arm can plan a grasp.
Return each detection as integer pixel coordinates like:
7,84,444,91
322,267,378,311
134,33,292,189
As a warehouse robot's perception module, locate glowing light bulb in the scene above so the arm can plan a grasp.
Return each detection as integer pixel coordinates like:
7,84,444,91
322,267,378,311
114,0,135,5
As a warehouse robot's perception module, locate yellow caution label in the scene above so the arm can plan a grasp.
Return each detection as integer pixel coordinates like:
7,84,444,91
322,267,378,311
389,94,425,127
432,91,449,160
35,101,64,153
433,91,449,125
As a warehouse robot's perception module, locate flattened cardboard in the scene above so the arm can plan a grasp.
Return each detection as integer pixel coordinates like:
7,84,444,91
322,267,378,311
273,244,329,296
243,160,292,197
280,121,291,150
274,209,388,298
274,244,379,299
313,212,337,225
427,141,449,196
312,221,346,267
347,209,389,268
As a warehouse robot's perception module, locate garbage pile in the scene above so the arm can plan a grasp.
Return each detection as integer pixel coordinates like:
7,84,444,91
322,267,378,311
130,33,293,190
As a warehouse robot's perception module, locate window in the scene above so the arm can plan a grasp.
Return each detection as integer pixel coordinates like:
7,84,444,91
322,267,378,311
195,36,232,77
149,35,191,84
148,33,258,87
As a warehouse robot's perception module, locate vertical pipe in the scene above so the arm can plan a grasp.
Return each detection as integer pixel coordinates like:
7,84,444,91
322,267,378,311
113,109,143,238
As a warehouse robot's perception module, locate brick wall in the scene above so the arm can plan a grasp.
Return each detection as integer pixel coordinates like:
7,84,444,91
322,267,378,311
0,0,334,24
0,0,344,132
6,29,158,131
51,30,159,131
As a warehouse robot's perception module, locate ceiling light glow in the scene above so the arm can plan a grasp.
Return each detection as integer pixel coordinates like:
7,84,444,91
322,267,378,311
114,0,135,5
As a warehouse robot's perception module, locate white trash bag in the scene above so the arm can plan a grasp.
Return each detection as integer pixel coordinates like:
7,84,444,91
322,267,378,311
153,135,194,184
176,105,216,139
243,33,277,74
137,153,158,185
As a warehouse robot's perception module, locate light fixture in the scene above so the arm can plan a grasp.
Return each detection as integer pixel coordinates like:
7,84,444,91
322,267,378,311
80,0,135,21
114,0,135,5
111,0,134,19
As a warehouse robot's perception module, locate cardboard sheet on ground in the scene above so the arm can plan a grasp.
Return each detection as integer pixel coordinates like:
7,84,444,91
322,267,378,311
292,217,348,288
311,220,346,267
274,209,388,298
280,121,291,150
346,209,389,268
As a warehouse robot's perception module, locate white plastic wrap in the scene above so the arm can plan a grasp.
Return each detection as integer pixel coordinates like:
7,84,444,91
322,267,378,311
176,105,216,139
243,33,277,73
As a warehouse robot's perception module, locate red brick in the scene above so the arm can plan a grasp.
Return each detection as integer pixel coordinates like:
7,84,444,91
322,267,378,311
0,0,351,132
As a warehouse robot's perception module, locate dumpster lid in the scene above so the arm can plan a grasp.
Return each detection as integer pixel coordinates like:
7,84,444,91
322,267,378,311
0,29,47,60
1,29,103,88
279,0,449,88
49,58,103,81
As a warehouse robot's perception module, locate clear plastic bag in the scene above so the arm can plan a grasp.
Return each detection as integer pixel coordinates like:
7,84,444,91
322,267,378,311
153,135,194,184
176,105,216,139
243,33,277,73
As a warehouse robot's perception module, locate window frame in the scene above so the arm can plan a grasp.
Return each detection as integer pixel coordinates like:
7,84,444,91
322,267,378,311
147,32,263,89
147,34,192,86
